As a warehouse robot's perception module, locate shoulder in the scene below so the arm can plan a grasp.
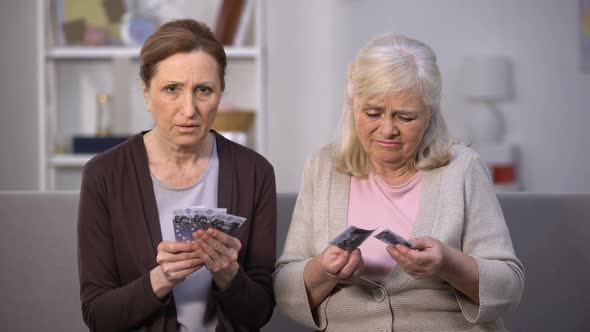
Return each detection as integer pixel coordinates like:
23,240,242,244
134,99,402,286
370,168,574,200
300,144,336,176
446,144,482,170
215,132,274,174
307,144,335,168
440,143,491,182
83,133,143,178
449,143,478,160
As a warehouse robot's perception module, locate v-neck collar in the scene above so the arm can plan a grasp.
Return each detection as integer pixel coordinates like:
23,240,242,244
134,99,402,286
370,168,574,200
129,130,235,259
328,164,443,289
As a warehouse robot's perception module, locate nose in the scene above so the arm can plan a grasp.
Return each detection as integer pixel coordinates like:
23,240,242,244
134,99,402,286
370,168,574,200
379,115,400,137
181,91,197,118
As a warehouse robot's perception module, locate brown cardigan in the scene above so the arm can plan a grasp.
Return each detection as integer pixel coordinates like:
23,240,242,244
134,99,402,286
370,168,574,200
77,131,277,332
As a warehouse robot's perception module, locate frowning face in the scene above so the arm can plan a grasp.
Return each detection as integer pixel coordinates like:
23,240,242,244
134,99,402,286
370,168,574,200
143,51,222,148
353,90,430,171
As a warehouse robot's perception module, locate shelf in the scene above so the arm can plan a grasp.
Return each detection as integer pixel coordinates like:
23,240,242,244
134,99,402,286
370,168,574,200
49,154,95,167
47,46,141,59
39,0,266,190
46,46,259,60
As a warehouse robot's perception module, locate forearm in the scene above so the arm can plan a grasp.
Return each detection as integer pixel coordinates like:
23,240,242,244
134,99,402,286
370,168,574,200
150,266,175,299
82,272,167,332
212,261,240,290
439,247,480,304
303,256,338,310
214,162,277,328
215,266,275,329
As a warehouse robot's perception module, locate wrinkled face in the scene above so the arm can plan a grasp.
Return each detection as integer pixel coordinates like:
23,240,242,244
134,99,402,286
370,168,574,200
353,90,430,170
143,51,222,148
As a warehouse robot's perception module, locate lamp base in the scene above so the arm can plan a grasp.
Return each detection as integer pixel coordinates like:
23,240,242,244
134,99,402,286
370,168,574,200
473,142,521,191
469,102,505,145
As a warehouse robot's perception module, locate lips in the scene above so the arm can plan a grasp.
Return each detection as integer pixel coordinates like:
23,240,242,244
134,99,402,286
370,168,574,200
176,124,200,133
375,140,401,147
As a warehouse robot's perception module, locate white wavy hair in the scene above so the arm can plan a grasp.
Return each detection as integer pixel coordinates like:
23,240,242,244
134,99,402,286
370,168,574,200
334,33,451,177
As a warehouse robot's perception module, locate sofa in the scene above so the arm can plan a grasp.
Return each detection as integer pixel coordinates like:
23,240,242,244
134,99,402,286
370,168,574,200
1,191,589,331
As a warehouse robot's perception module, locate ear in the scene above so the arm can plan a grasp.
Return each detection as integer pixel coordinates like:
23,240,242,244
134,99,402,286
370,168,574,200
351,96,361,120
423,109,434,135
142,82,151,111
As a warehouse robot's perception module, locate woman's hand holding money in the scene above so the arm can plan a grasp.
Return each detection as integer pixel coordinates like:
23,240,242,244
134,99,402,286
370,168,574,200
320,246,364,282
150,241,206,300
387,236,445,279
192,228,242,290
303,246,364,310
387,236,480,304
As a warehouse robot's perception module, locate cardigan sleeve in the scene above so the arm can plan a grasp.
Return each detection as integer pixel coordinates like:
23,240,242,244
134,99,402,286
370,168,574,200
77,161,170,332
455,154,525,323
213,160,277,330
273,153,330,330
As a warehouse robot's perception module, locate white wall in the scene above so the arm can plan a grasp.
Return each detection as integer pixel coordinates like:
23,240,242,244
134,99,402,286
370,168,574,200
0,2,39,190
266,0,590,193
266,1,345,192
1,1,589,193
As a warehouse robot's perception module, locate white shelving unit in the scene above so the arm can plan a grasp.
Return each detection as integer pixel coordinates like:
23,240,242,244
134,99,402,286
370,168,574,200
46,46,260,59
37,0,267,190
49,154,95,168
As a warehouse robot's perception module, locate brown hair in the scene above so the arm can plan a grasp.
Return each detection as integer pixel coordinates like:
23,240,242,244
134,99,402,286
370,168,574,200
139,19,227,90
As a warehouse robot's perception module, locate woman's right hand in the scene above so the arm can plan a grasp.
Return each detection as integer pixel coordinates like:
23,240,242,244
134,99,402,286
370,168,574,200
304,246,364,309
150,241,205,300
319,246,364,284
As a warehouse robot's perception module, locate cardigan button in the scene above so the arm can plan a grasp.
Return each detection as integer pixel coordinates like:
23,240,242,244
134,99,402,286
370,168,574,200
376,328,388,332
372,288,386,302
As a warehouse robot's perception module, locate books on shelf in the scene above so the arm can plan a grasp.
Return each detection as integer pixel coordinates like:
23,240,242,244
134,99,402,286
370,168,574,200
234,0,254,46
214,0,254,46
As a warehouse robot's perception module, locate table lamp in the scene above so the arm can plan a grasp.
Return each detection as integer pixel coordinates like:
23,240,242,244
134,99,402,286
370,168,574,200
462,55,513,145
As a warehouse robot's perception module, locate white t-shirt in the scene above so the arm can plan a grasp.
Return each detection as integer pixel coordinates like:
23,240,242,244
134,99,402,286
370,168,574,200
152,137,219,332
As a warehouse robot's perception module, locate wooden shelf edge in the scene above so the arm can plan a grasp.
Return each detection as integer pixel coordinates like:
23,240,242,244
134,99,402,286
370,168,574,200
49,154,95,167
46,46,259,59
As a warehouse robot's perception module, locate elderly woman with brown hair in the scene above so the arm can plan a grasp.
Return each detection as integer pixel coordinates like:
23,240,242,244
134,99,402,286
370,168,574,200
274,33,524,331
77,19,276,331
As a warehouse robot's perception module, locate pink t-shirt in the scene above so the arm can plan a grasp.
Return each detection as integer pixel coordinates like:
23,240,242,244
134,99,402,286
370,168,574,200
348,171,424,282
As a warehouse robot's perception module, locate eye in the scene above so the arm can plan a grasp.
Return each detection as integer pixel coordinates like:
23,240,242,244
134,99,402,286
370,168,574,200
164,85,178,93
364,110,383,118
397,115,416,122
195,86,213,95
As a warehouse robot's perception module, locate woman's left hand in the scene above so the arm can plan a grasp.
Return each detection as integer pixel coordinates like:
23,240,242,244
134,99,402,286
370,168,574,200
191,228,242,290
387,236,447,279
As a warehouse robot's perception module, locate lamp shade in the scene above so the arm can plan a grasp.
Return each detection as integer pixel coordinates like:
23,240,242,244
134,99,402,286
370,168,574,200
462,56,512,102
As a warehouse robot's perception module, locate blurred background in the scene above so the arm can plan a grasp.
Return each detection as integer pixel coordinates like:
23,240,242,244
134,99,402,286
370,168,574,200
1,0,589,194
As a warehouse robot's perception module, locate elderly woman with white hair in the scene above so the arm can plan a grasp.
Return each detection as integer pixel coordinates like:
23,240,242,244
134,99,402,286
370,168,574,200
273,33,524,331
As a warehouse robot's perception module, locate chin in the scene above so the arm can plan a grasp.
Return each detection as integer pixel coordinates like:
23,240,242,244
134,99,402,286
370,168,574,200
373,153,404,166
174,134,205,147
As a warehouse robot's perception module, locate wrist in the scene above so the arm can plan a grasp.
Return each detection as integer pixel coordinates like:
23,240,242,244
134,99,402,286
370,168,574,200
437,245,455,281
437,246,476,283
308,256,339,286
212,262,239,290
150,266,174,300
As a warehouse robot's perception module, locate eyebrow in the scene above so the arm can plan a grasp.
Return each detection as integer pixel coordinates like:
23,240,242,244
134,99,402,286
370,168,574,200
363,103,420,114
161,80,216,86
363,103,384,111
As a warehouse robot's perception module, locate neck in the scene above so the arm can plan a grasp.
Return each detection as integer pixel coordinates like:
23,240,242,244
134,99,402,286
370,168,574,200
145,129,213,168
371,160,417,186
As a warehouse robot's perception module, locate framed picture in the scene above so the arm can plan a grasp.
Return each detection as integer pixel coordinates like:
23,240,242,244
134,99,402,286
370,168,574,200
51,0,125,46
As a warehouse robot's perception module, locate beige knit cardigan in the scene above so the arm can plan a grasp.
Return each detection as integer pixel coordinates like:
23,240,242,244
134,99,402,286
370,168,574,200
274,144,524,331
